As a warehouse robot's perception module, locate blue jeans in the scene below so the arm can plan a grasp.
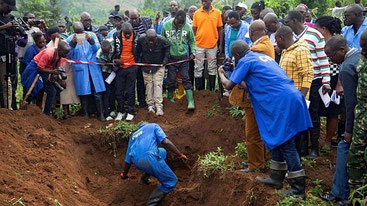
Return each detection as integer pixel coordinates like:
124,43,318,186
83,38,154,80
331,140,350,200
134,148,177,194
42,75,57,115
272,136,302,172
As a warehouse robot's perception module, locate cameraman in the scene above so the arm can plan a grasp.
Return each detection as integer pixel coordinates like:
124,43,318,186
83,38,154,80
21,41,70,115
0,0,17,109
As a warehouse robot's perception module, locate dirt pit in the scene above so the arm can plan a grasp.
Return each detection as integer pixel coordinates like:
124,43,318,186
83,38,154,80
0,91,336,206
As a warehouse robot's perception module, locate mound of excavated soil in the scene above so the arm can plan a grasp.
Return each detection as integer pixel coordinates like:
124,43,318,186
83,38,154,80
0,91,335,206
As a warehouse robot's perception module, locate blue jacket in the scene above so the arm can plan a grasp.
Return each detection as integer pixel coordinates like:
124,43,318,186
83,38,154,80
225,21,251,58
67,32,106,95
22,45,40,68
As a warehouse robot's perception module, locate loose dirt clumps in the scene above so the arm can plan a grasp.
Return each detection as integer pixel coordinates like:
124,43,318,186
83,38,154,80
0,91,335,206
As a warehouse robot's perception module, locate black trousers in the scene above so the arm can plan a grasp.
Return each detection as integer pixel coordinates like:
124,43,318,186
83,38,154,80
167,56,193,92
136,67,146,107
102,72,116,116
115,67,137,114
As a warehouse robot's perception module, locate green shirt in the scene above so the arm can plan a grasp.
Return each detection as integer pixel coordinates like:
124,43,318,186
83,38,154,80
161,19,196,58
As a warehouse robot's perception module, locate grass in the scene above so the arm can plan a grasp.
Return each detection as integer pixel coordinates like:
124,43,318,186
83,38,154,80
301,157,317,168
98,121,140,157
198,147,234,178
350,184,367,206
235,142,248,162
228,106,245,118
206,103,223,117
8,197,24,206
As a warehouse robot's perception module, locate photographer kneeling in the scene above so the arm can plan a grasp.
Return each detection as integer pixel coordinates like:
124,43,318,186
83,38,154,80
21,41,70,115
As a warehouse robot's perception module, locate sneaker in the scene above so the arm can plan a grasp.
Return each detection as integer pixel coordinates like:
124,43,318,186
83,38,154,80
106,116,114,121
156,108,164,116
126,113,134,121
110,111,117,117
115,112,126,121
148,106,155,113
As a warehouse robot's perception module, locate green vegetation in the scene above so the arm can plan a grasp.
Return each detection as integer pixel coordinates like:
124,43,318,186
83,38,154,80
276,194,331,206
198,147,234,178
301,157,317,168
235,142,248,162
350,184,367,206
8,197,24,206
206,103,223,117
99,121,140,157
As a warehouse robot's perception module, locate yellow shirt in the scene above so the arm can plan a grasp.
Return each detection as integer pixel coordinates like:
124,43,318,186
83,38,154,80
279,40,313,92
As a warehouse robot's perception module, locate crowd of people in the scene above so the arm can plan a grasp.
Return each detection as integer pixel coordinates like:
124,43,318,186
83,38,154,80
1,0,367,205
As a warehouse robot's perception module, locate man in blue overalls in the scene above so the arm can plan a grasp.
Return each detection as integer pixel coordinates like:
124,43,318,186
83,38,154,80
121,122,187,206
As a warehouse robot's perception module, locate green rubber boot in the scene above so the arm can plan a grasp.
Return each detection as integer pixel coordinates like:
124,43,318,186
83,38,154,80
167,91,175,103
186,90,195,110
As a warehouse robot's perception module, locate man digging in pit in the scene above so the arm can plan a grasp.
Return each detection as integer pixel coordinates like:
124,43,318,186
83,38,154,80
120,122,187,206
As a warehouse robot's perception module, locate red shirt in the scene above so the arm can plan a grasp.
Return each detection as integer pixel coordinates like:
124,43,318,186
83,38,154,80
33,47,61,70
120,33,136,69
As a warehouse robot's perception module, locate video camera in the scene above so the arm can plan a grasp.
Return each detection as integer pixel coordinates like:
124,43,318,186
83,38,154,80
6,16,29,38
52,67,67,92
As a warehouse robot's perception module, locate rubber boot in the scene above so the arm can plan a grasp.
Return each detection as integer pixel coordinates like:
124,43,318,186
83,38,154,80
186,90,195,110
146,188,167,206
195,77,203,91
167,91,175,103
278,169,306,199
80,96,89,118
256,160,287,189
173,90,178,100
177,83,185,99
307,126,320,159
95,98,106,122
208,75,216,91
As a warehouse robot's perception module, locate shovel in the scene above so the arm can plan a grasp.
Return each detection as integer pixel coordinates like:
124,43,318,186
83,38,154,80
20,74,40,110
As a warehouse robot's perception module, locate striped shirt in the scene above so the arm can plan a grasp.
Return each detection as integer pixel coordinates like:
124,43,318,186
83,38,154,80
294,26,331,85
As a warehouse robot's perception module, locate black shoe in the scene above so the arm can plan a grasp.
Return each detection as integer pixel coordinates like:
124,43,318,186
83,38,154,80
278,170,306,199
147,188,167,206
139,173,150,185
208,75,216,91
242,162,248,168
80,96,89,118
242,168,266,173
306,150,318,159
95,98,106,122
319,192,340,202
256,160,287,189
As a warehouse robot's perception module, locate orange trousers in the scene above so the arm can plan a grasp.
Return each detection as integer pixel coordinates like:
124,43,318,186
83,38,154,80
244,105,266,170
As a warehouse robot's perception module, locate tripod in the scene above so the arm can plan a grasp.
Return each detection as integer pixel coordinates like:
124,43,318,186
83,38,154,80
2,35,17,109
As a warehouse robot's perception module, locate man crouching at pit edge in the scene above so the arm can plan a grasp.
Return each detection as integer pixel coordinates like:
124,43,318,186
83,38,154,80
219,40,312,198
120,122,187,206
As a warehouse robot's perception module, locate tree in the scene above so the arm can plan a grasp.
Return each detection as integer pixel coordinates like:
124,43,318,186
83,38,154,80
16,0,61,26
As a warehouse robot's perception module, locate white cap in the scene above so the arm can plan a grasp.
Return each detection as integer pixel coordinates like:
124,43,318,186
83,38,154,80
236,2,248,10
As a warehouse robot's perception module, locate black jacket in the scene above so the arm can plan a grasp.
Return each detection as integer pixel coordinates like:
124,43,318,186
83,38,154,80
135,34,170,74
112,30,139,68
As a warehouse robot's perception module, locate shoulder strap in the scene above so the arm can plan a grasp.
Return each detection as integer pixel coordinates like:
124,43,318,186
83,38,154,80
51,48,59,68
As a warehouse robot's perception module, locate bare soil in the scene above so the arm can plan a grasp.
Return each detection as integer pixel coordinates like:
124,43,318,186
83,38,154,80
0,91,336,206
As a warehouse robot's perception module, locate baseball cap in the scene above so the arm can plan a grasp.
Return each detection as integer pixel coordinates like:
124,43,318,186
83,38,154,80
236,2,248,10
3,0,17,11
113,14,124,20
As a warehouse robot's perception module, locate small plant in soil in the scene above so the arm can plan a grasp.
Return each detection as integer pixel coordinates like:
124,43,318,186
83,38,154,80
228,106,245,118
198,147,233,178
276,193,330,206
301,157,317,168
206,103,223,117
70,103,81,115
350,184,367,206
235,142,248,162
8,197,24,206
53,107,64,120
310,179,323,196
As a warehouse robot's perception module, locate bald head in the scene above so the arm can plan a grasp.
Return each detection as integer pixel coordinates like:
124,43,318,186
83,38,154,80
231,40,250,60
260,8,274,19
344,4,364,26
325,35,348,51
146,29,158,47
346,4,364,14
57,41,70,58
73,22,84,34
249,20,267,42
80,12,92,29
263,13,279,33
129,9,139,17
